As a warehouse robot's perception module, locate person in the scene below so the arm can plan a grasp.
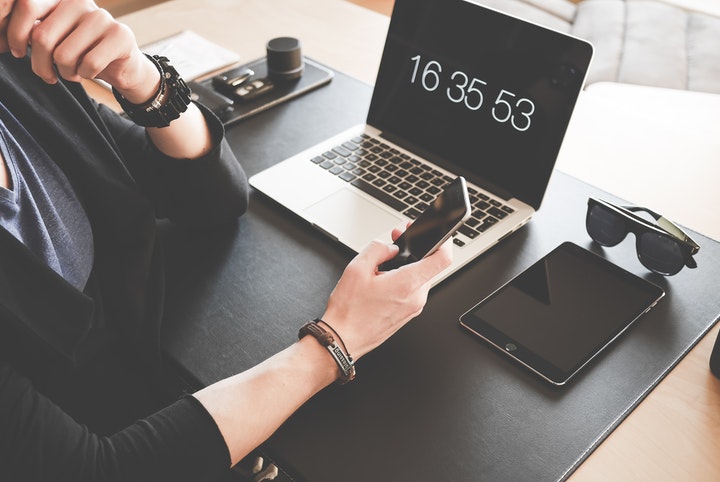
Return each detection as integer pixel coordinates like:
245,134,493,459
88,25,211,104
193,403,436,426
0,1,452,481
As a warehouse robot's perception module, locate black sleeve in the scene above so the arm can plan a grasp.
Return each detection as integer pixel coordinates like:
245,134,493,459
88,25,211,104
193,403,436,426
96,102,250,227
0,362,231,482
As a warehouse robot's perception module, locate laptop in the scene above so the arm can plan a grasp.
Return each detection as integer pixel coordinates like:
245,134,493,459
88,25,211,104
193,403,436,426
250,0,593,284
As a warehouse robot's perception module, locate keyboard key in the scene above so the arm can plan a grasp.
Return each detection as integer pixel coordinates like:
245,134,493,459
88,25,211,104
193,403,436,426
420,193,435,203
404,196,418,205
489,199,501,207
404,207,422,219
409,187,423,196
488,207,508,219
351,179,408,212
501,205,515,214
398,182,412,191
458,225,479,239
416,180,430,190
329,166,344,175
333,146,352,157
362,173,376,182
372,179,387,188
427,186,441,195
342,142,358,151
466,217,480,228
453,238,466,247
311,156,324,164
320,161,334,169
476,200,490,211
323,150,337,159
394,190,408,199
383,184,397,193
339,172,355,182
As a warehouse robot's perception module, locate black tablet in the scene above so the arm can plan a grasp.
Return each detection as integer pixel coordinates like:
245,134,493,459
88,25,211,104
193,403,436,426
459,242,665,385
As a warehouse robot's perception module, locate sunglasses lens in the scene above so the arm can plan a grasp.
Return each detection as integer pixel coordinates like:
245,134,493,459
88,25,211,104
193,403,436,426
586,204,627,246
638,232,685,275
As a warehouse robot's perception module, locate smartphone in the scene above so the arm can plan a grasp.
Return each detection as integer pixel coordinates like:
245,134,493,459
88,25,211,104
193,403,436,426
379,176,471,271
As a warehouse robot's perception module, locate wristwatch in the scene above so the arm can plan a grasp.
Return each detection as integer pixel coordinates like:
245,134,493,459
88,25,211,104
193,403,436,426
113,54,192,128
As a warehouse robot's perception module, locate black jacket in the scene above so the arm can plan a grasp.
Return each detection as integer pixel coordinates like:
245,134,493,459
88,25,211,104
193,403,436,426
0,53,249,367
0,53,248,480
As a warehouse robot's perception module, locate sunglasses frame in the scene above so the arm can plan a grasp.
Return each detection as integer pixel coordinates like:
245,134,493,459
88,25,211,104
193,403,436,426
586,197,700,274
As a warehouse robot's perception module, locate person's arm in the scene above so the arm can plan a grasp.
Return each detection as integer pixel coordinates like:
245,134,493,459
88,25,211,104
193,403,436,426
0,362,231,482
4,0,213,160
195,238,452,466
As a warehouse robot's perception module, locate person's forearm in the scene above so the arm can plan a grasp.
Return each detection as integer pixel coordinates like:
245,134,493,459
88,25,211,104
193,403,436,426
146,104,215,159
193,336,339,467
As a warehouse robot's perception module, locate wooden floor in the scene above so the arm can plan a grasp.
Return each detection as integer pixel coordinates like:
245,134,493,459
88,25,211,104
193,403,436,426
348,0,394,16
98,0,394,18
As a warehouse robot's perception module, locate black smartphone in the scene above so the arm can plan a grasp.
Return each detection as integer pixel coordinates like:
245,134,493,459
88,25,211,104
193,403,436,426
379,176,471,271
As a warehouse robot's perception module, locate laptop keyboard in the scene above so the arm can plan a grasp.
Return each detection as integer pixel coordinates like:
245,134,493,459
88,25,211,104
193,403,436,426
310,133,515,246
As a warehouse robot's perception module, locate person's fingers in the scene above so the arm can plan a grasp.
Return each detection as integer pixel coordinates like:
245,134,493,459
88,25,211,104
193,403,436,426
6,0,57,59
353,240,399,270
398,238,453,284
53,9,125,81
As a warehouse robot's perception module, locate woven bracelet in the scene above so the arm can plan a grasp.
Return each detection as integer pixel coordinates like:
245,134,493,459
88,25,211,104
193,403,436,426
298,320,356,384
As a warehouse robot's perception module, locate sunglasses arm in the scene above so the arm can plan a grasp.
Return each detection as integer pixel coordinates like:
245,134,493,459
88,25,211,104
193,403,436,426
624,206,700,254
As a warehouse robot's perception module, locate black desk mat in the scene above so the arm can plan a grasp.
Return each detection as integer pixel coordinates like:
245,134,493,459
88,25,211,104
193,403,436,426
159,70,720,482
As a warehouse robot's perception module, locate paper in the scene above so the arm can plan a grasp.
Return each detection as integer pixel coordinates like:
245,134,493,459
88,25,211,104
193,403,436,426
142,30,242,80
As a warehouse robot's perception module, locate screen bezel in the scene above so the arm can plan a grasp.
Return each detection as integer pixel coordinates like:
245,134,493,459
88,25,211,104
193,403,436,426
459,242,665,385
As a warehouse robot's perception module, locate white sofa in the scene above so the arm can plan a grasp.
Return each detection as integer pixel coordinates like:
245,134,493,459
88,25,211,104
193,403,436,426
480,0,720,93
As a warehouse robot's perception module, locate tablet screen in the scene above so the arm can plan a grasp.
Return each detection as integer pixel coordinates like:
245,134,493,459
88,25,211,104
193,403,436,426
460,242,665,385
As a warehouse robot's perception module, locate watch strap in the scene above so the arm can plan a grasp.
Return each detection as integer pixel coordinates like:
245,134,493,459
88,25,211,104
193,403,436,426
113,54,192,127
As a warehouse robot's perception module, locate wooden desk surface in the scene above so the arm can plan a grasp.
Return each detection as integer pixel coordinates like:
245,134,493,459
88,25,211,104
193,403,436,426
115,1,720,479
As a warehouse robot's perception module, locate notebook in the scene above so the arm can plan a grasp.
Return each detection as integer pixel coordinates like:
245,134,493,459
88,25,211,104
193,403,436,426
249,0,593,284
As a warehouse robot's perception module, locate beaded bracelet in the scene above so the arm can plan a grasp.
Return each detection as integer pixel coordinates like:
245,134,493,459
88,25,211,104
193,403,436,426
298,320,356,384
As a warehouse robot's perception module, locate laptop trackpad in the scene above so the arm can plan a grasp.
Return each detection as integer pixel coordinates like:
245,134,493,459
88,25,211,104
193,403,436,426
304,188,402,249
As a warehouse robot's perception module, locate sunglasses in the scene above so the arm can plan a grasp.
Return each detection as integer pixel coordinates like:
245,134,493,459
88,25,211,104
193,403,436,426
585,197,700,275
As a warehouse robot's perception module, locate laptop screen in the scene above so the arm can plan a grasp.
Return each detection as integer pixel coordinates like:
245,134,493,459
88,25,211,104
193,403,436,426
367,0,593,210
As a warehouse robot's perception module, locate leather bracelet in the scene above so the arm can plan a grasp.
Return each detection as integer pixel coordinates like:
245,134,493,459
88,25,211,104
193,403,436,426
299,320,356,384
314,318,349,354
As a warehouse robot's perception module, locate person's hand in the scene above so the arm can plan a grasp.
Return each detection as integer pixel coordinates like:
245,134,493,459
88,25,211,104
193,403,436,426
1,0,159,103
321,230,452,360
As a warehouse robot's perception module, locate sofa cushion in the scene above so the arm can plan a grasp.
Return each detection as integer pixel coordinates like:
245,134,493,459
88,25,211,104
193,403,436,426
573,0,720,93
482,0,720,94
